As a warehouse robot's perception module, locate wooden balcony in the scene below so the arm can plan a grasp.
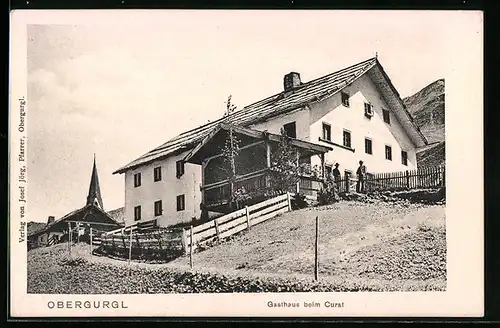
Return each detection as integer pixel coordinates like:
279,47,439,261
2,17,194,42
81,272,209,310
201,168,324,212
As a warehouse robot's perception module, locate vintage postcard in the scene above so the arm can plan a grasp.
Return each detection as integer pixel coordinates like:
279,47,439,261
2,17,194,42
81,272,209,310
9,10,483,318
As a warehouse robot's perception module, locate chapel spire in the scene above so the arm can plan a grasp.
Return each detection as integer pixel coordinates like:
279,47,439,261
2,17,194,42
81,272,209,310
86,154,104,210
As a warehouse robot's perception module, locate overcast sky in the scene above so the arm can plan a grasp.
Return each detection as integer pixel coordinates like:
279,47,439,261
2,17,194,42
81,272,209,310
25,10,481,222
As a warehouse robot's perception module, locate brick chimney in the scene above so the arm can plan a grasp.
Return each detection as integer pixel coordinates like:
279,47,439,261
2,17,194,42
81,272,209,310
284,72,301,91
47,216,55,225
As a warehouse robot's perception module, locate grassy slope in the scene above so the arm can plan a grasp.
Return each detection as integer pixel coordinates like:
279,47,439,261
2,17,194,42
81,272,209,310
28,201,446,293
171,201,446,281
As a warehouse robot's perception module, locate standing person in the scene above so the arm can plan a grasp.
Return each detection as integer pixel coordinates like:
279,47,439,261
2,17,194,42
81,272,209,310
356,160,367,193
332,163,341,188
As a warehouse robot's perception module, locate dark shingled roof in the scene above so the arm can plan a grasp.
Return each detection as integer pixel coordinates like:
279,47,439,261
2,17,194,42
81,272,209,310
114,57,426,174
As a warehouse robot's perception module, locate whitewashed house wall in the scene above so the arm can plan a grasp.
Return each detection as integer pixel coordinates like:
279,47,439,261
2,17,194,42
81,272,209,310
123,152,202,227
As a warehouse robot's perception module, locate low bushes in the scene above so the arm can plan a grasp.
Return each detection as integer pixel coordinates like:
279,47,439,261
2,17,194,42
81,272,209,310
29,255,445,294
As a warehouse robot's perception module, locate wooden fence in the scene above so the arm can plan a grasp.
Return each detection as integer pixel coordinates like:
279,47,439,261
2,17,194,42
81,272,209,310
96,193,291,262
99,227,185,260
186,192,291,251
335,165,445,193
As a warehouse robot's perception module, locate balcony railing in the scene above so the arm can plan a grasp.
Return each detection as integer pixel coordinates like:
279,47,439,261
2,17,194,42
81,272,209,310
202,168,325,208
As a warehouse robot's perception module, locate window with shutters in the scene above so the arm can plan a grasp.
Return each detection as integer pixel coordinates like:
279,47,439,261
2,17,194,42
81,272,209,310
343,130,352,148
365,138,373,155
134,205,141,221
401,150,408,166
154,200,163,216
153,166,162,182
385,145,392,161
176,160,185,178
283,121,297,138
383,109,391,124
341,92,350,107
176,194,185,212
134,173,141,187
322,122,331,141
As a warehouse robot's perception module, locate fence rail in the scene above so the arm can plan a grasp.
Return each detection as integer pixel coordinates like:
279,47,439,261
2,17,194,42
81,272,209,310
334,165,445,193
186,192,291,251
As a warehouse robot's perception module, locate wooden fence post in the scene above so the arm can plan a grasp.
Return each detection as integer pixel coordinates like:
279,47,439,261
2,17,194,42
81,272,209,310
181,229,188,255
286,192,292,211
214,219,220,241
68,222,72,258
245,206,251,230
190,225,194,269
442,166,446,187
90,226,93,256
405,170,410,189
128,228,133,265
314,216,319,281
345,173,350,193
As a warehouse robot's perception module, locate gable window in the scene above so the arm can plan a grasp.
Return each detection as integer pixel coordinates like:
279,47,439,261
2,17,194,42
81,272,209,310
343,130,352,148
383,109,391,124
401,150,408,166
154,200,163,216
176,195,185,212
365,138,373,155
341,92,350,107
322,122,331,141
176,160,185,178
153,166,162,182
283,121,297,138
133,173,141,187
385,145,392,161
364,103,374,118
134,205,141,221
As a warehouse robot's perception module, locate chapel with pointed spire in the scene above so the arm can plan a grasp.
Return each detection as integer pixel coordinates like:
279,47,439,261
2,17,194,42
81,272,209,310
86,154,104,210
27,155,124,247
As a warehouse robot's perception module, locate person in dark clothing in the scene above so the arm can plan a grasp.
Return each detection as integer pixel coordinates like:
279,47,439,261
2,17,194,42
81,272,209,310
356,160,367,193
332,163,341,188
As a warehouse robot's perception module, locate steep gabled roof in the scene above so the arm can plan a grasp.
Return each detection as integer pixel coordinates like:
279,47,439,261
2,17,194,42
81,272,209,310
87,155,104,210
113,57,426,174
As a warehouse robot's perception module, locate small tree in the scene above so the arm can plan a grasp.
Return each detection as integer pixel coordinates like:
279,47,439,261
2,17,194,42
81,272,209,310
220,95,247,208
269,129,304,195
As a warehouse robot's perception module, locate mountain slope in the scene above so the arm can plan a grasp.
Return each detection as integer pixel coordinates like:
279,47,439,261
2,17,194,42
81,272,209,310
403,79,445,144
403,79,445,167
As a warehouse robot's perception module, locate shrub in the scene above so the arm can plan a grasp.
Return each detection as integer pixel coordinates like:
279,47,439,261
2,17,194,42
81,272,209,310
291,193,309,210
317,177,340,205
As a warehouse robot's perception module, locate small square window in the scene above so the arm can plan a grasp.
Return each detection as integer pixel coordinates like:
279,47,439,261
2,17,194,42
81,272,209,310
134,173,141,187
176,160,185,178
365,138,373,155
383,109,391,124
154,200,163,216
343,130,351,148
154,167,162,182
134,205,141,221
401,150,408,166
176,195,185,212
341,92,350,107
322,123,331,141
385,145,392,161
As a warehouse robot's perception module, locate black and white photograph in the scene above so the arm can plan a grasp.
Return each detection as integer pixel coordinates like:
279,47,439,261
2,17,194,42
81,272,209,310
10,10,483,317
